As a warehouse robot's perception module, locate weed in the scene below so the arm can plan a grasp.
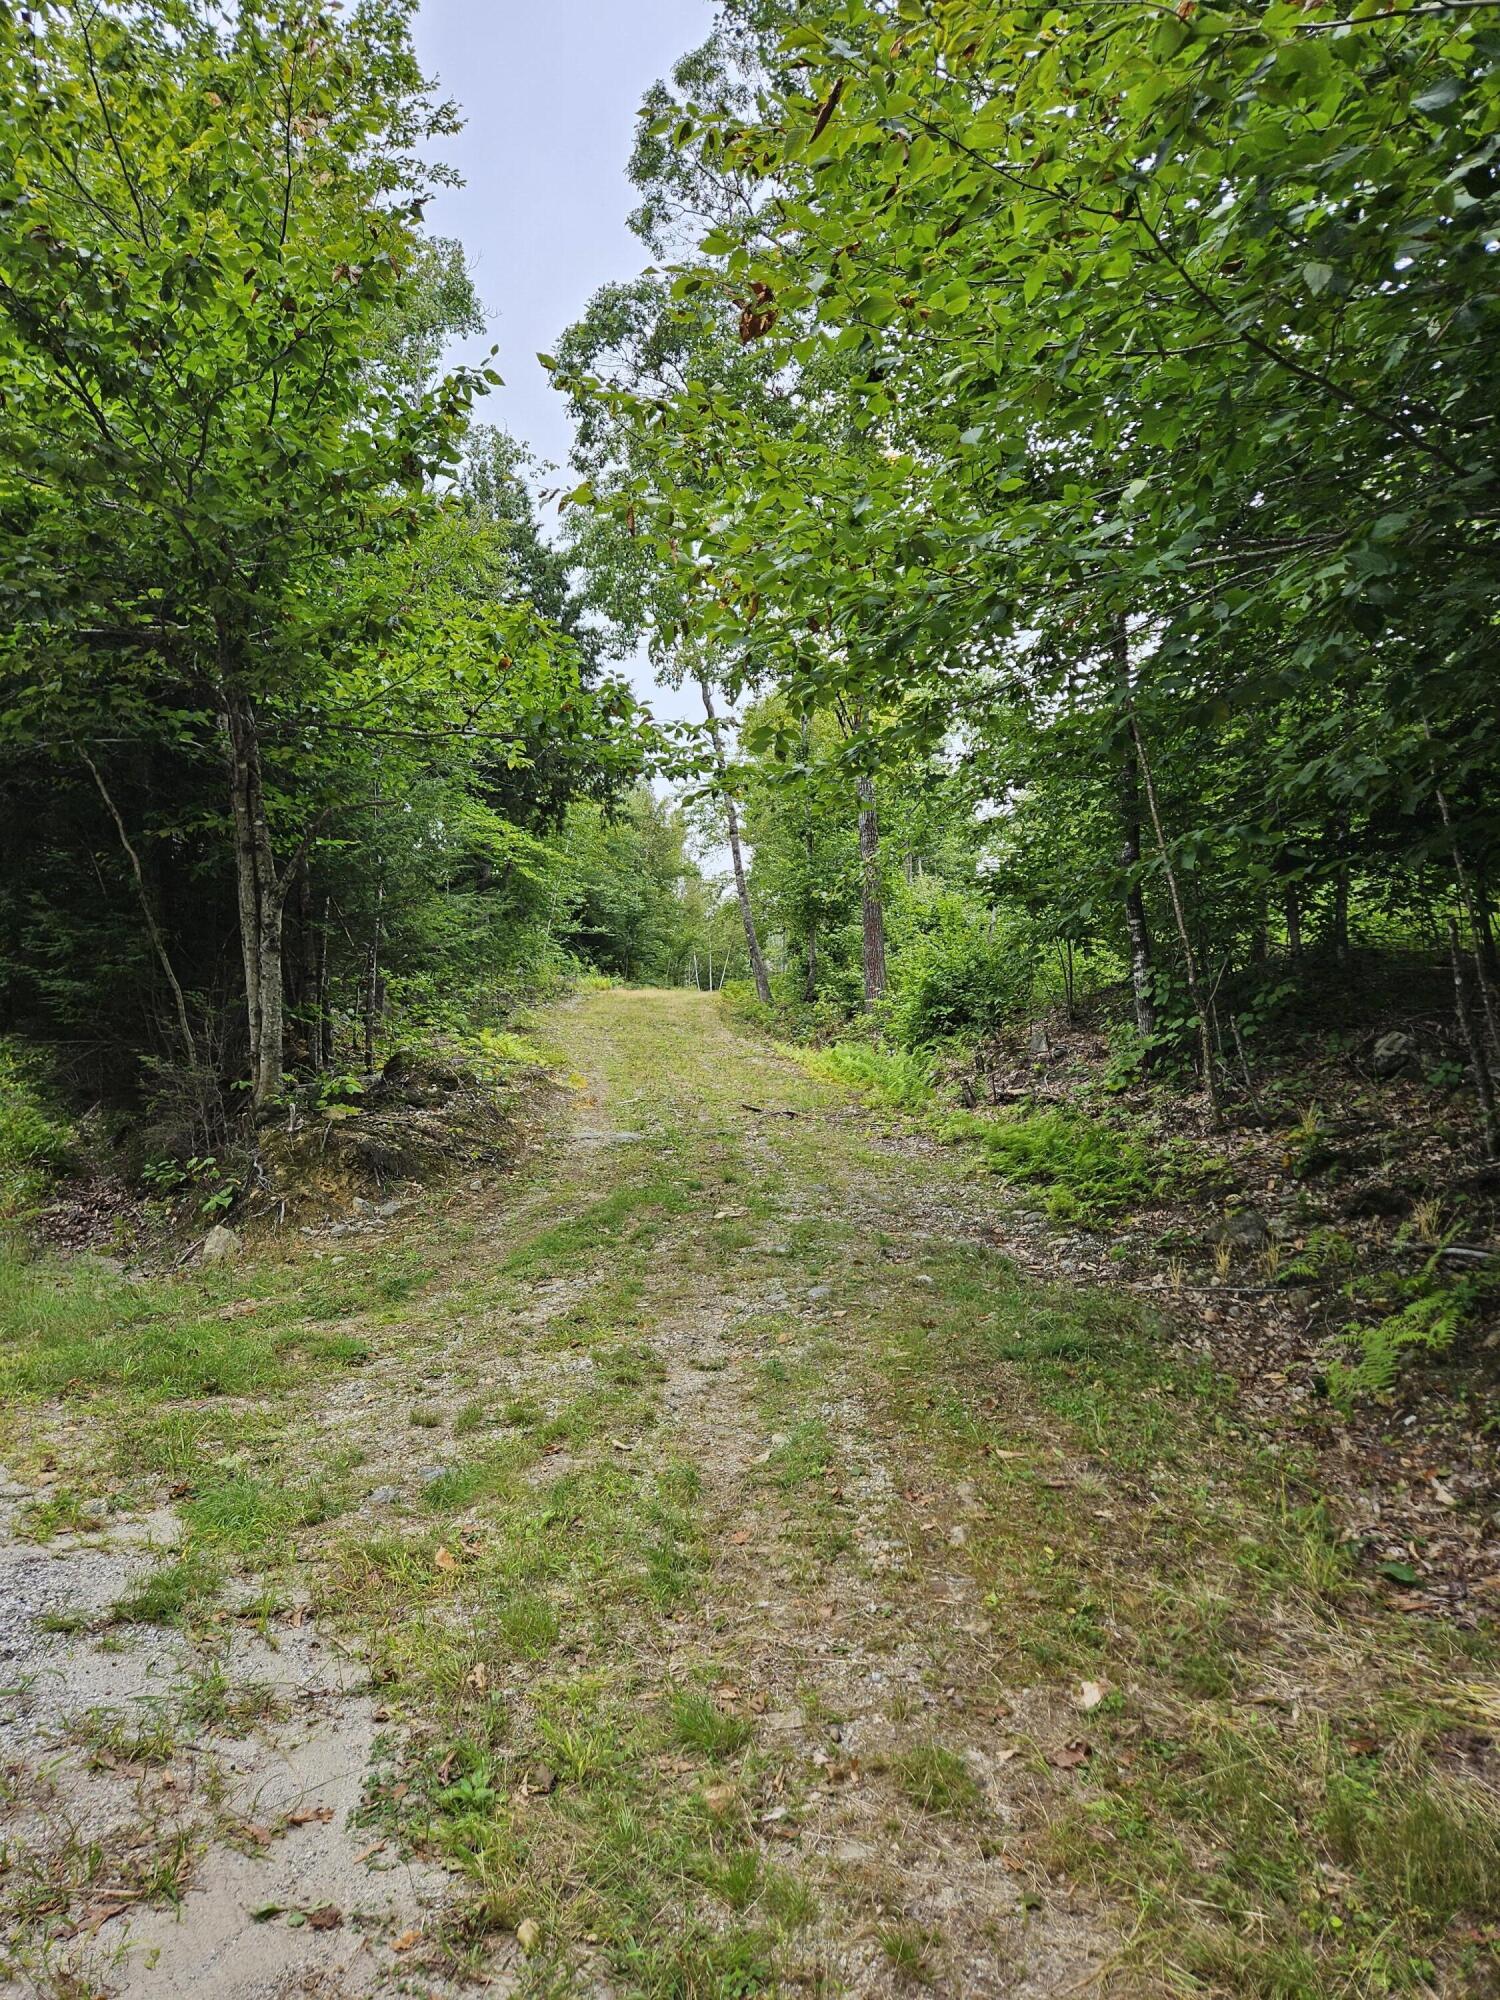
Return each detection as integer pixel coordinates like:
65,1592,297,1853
111,1551,219,1625
497,1592,559,1659
177,1660,286,1733
19,1488,99,1541
876,1920,940,1983
937,1106,1194,1223
670,1690,753,1761
891,1743,982,1818
804,1042,935,1110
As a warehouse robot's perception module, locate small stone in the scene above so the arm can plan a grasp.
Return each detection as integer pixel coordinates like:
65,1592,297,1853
367,1485,399,1507
1214,1209,1269,1251
1371,1030,1416,1078
201,1224,241,1264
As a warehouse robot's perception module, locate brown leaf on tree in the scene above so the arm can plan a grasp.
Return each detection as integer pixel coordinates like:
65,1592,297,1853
809,77,845,143
739,283,778,344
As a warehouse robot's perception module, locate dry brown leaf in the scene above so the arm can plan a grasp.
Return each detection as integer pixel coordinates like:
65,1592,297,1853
1051,1741,1092,1770
285,1805,334,1827
304,1903,343,1931
1076,1679,1111,1712
391,1927,421,1953
434,1545,459,1573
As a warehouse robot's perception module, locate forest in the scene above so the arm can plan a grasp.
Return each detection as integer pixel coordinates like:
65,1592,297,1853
1,3,1499,1996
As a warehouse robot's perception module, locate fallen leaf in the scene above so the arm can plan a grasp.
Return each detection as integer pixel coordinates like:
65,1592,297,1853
1346,1733,1380,1757
304,1904,343,1931
285,1804,334,1827
465,1661,489,1693
434,1545,459,1573
701,1783,736,1815
391,1927,421,1952
354,1840,386,1865
243,1822,274,1847
730,1529,751,1545
1076,1680,1111,1713
1050,1741,1092,1770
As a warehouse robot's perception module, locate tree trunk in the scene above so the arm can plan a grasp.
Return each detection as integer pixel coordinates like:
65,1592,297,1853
1284,885,1303,961
698,678,772,1005
363,879,384,1072
856,773,887,1005
80,750,198,1068
1450,916,1499,1158
799,714,818,1003
1433,773,1500,1067
222,685,285,1108
1128,711,1223,1126
1113,615,1155,1047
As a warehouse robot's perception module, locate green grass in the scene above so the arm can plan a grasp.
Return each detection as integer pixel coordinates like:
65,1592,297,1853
891,1742,982,1818
0,1246,370,1401
111,1551,220,1626
182,1474,345,1559
670,1690,754,1761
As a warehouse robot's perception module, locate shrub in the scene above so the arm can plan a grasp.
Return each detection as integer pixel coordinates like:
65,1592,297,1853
886,893,1040,1049
939,1106,1171,1223
805,1041,935,1110
0,1042,72,1216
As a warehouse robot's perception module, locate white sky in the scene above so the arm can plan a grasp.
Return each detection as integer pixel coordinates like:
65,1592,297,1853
411,0,711,725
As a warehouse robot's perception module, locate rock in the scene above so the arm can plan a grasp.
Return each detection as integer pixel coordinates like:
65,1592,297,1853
1028,1023,1052,1063
1371,1030,1416,1078
353,1196,404,1220
418,1466,446,1486
366,1485,400,1507
201,1224,241,1264
1215,1209,1270,1251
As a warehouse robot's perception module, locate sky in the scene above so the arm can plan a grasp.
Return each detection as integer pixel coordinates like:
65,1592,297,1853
410,0,710,725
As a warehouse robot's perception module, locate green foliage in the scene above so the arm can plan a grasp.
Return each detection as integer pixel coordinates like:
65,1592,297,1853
1326,1266,1478,1406
0,1042,70,1217
803,1041,934,1111
939,1108,1174,1225
885,898,1038,1050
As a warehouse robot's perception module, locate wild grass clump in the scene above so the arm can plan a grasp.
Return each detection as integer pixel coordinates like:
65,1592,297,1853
804,1041,935,1110
938,1106,1173,1223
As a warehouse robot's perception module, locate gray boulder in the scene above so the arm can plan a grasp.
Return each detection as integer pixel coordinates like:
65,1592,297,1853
200,1224,241,1265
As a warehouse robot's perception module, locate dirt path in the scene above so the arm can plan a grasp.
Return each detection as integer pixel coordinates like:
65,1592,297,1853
1,991,1493,1998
